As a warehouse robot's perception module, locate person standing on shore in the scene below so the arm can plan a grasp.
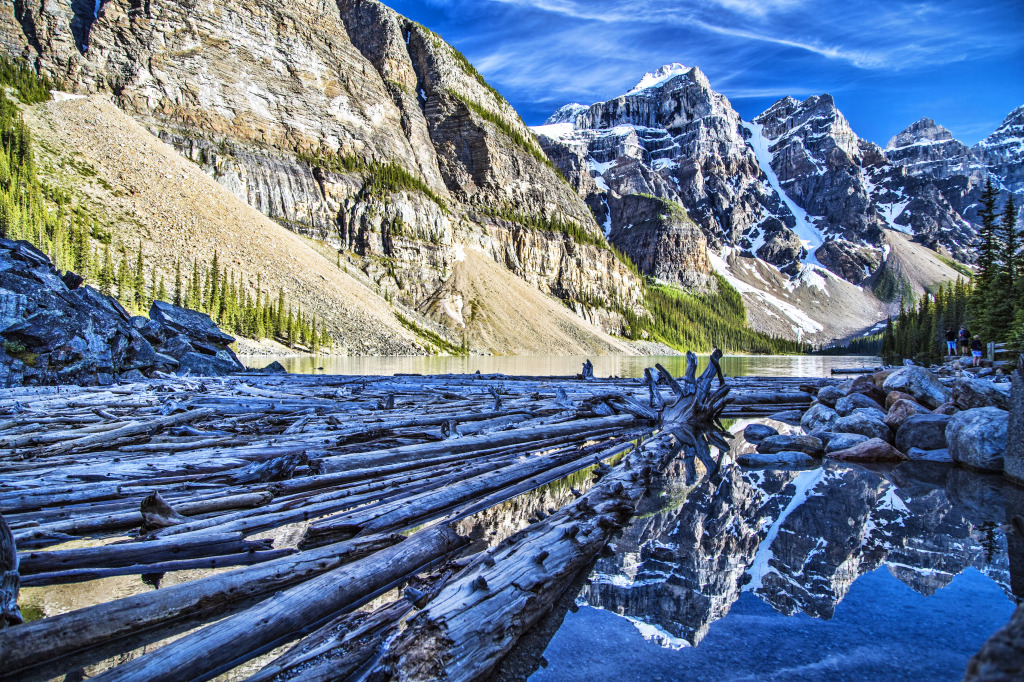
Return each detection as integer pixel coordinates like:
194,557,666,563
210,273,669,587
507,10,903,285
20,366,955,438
958,326,971,355
945,328,957,356
971,335,984,367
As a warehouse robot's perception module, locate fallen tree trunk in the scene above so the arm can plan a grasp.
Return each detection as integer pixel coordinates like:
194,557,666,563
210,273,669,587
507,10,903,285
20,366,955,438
0,534,402,680
89,525,468,682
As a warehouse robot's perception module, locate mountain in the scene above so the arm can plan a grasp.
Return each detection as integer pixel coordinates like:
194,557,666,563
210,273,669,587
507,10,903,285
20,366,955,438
1,0,651,355
537,64,1023,342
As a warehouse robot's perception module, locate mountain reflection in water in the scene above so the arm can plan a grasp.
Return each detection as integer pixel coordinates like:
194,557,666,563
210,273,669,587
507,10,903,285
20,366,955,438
581,456,1017,651
511,414,1021,682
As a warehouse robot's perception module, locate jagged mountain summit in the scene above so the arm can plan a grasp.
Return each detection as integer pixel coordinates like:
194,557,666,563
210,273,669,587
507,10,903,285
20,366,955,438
535,64,1022,341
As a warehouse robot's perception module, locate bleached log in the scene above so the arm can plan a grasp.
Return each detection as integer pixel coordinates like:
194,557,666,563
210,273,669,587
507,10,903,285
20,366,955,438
0,534,403,679
88,526,467,682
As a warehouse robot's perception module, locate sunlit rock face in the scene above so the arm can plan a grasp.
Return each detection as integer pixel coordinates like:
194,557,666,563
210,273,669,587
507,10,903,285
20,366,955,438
581,456,1014,647
1,0,647,336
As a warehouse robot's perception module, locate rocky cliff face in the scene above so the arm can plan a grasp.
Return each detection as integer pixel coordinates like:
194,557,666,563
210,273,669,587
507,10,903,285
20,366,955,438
3,0,646,347
976,105,1024,194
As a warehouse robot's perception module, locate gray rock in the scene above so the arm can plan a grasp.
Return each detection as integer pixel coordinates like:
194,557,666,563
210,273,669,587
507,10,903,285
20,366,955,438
768,409,803,426
947,407,1009,472
160,335,196,361
951,377,1011,410
835,392,883,416
176,352,244,377
882,366,951,409
884,399,931,430
850,407,887,422
150,300,236,346
895,413,951,453
833,413,892,443
756,434,824,456
1007,363,1024,484
816,385,846,407
826,437,907,462
743,423,779,444
906,447,952,463
118,369,146,383
801,403,839,433
256,360,288,374
737,451,819,468
824,432,870,453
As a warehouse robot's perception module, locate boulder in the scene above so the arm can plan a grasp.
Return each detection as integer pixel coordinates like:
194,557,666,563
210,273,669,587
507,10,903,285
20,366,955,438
824,432,870,453
906,447,953,463
882,366,951,409
872,369,896,389
756,434,824,456
851,407,887,422
801,403,838,432
176,352,244,377
947,407,1009,472
150,300,235,346
895,413,951,453
737,451,819,468
767,410,803,425
827,438,908,462
849,375,887,407
160,335,196,361
951,377,1011,411
933,402,959,415
884,399,931,430
257,360,288,374
743,423,779,444
885,390,918,410
816,385,846,408
835,392,884,416
833,413,892,443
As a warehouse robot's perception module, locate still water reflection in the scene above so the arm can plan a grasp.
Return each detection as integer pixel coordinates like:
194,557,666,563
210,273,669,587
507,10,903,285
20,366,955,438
529,442,1020,681
241,354,880,379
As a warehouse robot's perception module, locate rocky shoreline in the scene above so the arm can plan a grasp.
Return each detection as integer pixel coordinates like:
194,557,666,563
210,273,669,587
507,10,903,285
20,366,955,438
741,357,1020,482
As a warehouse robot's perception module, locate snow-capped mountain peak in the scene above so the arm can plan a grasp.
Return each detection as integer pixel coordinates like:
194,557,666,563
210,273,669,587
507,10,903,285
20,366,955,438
626,63,691,95
544,102,589,126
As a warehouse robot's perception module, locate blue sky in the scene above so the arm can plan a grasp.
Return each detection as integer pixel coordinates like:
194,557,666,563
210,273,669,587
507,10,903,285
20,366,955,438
384,0,1024,146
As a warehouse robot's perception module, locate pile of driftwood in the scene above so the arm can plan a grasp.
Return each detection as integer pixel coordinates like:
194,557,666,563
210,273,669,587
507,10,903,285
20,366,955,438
0,354,827,681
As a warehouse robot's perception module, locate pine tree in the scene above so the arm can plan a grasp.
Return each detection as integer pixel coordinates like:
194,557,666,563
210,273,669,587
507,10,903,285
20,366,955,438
173,259,182,307
99,244,114,296
132,241,146,311
970,179,1001,339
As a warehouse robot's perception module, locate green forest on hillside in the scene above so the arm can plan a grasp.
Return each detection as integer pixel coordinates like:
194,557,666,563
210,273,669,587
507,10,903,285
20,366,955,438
880,181,1022,364
620,276,811,355
0,57,329,352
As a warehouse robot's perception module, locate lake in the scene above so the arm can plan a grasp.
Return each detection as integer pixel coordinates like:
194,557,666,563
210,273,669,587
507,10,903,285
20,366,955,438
520,423,1020,681
240,354,882,379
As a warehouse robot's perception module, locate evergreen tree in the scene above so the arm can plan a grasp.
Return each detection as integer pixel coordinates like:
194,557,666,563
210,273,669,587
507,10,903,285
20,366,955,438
173,259,182,307
132,241,146,311
970,179,1001,339
98,244,114,296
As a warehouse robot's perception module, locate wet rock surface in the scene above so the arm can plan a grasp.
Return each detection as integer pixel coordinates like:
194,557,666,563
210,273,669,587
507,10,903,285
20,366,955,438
0,240,243,385
948,407,1010,473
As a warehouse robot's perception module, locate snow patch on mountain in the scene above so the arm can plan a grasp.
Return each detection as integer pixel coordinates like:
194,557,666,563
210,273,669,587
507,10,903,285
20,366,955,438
741,120,826,266
626,63,691,95
709,253,824,338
